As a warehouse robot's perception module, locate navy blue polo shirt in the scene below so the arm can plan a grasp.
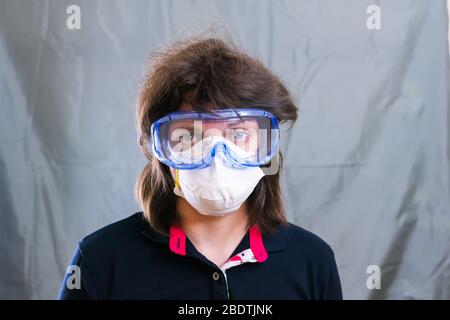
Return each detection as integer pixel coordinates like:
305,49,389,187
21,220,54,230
58,212,342,300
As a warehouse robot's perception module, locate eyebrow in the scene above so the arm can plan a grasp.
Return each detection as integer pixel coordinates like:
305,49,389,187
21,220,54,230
226,120,247,127
169,123,195,130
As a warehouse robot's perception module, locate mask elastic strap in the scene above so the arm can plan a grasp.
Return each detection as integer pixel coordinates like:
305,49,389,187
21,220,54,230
174,169,181,190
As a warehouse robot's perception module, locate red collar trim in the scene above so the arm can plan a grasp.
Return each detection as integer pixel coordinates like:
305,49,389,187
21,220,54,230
169,224,268,262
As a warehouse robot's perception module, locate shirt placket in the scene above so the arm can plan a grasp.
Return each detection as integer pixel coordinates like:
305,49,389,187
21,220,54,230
219,247,259,299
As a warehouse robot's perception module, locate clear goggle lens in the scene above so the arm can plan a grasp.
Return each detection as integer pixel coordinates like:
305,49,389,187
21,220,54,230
151,109,279,169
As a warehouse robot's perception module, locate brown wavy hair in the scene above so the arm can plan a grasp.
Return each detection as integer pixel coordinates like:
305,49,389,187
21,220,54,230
135,35,298,236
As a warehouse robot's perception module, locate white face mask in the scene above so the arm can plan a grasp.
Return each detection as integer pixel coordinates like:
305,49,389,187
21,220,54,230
173,153,265,216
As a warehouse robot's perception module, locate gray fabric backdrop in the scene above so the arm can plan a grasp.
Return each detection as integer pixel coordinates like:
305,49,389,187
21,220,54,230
0,0,449,299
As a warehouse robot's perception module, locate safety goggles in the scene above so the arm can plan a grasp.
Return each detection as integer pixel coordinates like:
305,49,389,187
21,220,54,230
150,108,280,169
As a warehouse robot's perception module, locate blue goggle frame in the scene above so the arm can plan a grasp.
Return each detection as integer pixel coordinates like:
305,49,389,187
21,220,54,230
150,108,280,169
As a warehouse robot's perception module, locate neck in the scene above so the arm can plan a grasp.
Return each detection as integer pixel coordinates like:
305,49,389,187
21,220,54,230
175,197,250,251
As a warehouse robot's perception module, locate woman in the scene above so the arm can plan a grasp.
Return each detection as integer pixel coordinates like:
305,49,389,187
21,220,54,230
58,37,342,300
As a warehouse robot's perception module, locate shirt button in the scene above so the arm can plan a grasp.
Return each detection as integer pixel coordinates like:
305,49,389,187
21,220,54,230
212,272,220,281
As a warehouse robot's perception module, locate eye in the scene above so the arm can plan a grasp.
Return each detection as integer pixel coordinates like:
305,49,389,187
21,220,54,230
178,134,188,142
233,129,250,142
172,129,196,145
178,133,195,143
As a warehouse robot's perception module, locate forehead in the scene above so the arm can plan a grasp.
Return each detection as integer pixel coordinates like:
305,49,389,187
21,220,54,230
178,101,217,112
178,102,194,112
